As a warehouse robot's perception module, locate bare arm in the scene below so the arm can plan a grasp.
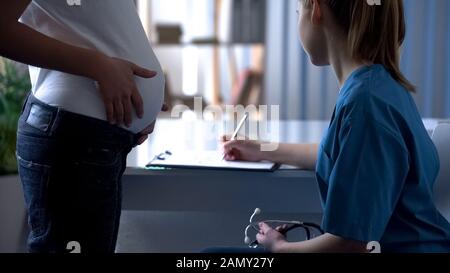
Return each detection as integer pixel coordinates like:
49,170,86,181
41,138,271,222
0,0,101,85
223,137,319,170
0,0,156,127
257,223,368,253
262,143,319,170
274,233,368,253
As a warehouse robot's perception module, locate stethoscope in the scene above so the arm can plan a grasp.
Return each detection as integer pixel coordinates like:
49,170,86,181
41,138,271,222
244,208,325,248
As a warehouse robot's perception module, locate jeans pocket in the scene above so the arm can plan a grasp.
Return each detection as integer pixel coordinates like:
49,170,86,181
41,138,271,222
17,154,52,240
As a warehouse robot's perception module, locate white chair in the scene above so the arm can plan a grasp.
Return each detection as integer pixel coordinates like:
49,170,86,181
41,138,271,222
432,123,450,221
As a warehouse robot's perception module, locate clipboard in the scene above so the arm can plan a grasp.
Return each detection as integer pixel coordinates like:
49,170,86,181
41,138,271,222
146,150,280,172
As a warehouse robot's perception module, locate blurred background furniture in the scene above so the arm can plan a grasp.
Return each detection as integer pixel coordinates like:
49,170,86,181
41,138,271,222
137,0,266,116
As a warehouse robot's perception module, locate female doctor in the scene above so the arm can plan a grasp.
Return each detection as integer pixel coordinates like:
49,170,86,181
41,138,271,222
222,0,450,253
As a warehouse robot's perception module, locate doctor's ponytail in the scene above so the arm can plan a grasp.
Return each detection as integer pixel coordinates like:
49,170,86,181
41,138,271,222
306,0,415,92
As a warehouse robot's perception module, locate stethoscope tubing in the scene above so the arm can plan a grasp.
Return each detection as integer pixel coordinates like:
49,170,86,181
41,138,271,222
247,220,325,247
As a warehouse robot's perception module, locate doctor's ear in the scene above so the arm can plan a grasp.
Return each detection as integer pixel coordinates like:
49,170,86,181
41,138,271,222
310,0,324,25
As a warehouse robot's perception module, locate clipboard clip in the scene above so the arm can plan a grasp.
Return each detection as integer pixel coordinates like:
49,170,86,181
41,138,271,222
149,150,172,164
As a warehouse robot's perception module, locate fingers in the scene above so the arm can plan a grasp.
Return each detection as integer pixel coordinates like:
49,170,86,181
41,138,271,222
131,88,144,119
137,121,156,145
221,135,233,143
137,135,148,145
140,128,152,135
221,134,248,143
275,225,288,231
259,222,272,234
105,101,115,125
256,233,265,245
123,97,133,127
114,100,124,126
132,64,157,78
140,122,156,135
223,152,237,161
221,137,248,161
109,93,140,127
255,223,275,245
222,146,240,161
275,225,289,233
223,140,246,152
99,59,158,127
256,223,286,252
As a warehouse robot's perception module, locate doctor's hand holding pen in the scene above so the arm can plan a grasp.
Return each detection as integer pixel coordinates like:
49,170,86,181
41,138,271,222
221,135,320,171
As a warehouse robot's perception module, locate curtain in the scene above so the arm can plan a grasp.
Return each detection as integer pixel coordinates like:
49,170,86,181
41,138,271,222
264,0,450,120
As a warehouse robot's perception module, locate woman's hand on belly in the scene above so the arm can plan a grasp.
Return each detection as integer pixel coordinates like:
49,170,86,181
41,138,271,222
90,54,158,128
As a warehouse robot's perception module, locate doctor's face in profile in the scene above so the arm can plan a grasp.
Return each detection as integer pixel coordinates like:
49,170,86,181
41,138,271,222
297,0,330,66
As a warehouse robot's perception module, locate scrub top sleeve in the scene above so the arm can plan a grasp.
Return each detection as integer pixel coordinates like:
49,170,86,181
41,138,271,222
322,117,409,242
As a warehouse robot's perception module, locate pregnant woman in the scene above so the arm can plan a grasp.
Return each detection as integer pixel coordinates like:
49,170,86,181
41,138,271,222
0,0,165,253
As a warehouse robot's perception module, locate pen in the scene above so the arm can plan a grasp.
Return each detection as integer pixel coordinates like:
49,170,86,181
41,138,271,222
230,113,249,141
222,113,249,160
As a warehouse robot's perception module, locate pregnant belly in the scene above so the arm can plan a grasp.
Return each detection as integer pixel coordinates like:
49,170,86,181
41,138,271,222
33,69,164,134
124,70,165,133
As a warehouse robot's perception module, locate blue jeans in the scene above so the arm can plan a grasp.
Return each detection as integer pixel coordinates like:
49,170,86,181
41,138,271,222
16,93,139,253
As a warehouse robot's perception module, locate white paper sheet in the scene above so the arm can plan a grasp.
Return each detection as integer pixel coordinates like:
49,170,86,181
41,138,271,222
147,150,278,171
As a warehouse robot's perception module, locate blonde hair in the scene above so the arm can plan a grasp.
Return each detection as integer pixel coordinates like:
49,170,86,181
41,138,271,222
304,0,415,92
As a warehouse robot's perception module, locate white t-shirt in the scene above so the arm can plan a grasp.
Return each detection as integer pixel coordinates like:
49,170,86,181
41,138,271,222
20,0,165,133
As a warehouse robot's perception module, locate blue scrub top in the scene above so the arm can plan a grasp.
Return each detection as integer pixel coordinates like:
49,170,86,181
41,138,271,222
316,64,450,253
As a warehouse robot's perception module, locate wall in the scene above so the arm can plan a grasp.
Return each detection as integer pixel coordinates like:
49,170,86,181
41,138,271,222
0,176,27,253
